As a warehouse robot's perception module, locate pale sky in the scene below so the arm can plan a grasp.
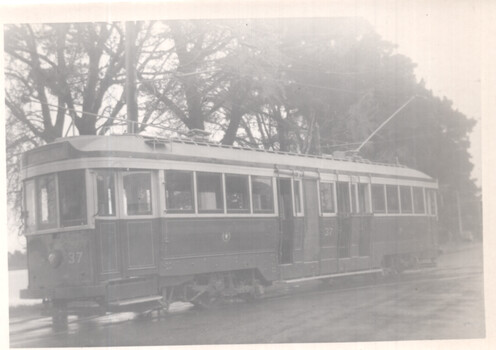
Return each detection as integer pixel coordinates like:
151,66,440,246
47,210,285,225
358,1,482,185
1,0,489,252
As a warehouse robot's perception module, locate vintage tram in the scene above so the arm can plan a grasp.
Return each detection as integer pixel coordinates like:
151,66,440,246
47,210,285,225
19,134,439,326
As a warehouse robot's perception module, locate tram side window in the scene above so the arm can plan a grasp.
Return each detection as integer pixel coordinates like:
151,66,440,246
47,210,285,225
197,172,224,213
293,180,303,215
252,176,274,213
426,189,437,216
123,172,153,215
36,174,58,229
351,183,358,213
386,185,400,214
336,182,351,213
23,179,36,229
371,184,386,213
59,170,87,227
165,170,195,213
225,174,250,213
358,183,371,213
320,182,336,214
412,187,425,214
96,170,116,216
400,186,413,213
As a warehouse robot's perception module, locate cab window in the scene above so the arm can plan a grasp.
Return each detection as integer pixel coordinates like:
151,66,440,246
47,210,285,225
123,172,153,215
58,170,87,226
36,174,58,229
23,179,36,229
96,170,116,216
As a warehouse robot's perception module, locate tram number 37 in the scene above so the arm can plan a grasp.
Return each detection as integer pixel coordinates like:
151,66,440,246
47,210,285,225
67,251,83,264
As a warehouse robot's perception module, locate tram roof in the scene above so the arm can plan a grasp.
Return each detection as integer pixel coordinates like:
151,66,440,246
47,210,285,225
24,135,435,182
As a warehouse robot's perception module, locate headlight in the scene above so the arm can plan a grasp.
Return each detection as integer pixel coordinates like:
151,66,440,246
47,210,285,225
48,250,62,268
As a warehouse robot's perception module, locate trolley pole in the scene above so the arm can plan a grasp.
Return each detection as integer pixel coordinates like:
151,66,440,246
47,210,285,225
455,190,464,238
354,95,418,153
125,21,138,134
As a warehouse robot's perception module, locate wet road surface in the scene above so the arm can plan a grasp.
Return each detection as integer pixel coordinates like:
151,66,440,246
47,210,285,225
9,242,485,347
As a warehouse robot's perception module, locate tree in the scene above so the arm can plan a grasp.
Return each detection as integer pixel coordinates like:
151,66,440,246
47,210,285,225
4,18,480,242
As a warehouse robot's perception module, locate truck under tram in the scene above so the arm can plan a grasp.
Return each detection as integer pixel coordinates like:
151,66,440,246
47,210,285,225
19,135,439,327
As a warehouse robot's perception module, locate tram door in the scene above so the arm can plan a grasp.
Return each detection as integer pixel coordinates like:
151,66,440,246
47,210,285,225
336,181,352,271
337,181,373,272
278,178,295,264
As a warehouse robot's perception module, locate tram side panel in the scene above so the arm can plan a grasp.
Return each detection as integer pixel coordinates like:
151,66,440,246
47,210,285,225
159,217,279,283
371,215,437,266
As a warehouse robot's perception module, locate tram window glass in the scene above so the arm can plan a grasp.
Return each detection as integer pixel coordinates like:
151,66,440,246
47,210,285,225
358,183,371,213
400,186,413,213
197,172,224,212
36,174,58,229
371,184,386,213
320,182,335,214
96,170,116,216
426,189,437,216
59,170,87,226
123,172,152,215
336,182,351,213
225,174,250,212
24,179,36,229
413,187,425,214
165,170,194,213
386,185,400,213
252,176,274,213
293,180,303,215
351,184,358,213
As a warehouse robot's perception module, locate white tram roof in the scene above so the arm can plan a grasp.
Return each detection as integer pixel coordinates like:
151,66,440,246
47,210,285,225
29,134,435,183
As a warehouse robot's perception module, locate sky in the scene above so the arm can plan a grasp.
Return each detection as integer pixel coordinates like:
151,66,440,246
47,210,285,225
1,0,488,252
357,1,483,185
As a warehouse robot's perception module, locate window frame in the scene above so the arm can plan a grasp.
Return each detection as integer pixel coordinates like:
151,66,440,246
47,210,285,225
399,185,414,214
196,171,225,214
120,170,155,217
385,184,400,214
319,181,337,216
225,173,251,213
58,169,88,227
371,184,386,214
164,169,196,214
94,169,118,218
412,186,426,214
292,178,304,217
35,173,60,230
426,189,438,216
251,175,276,214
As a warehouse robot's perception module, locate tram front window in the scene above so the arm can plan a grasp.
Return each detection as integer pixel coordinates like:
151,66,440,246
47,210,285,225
36,174,58,229
23,179,36,230
123,172,153,215
59,170,87,227
96,170,116,216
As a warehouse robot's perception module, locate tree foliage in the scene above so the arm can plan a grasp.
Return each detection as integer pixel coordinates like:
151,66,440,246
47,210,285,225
4,18,480,240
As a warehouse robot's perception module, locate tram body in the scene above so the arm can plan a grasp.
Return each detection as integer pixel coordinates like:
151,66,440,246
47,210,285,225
20,135,439,319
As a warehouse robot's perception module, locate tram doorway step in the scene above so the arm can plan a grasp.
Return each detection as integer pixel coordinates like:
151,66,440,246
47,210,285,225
108,295,163,313
282,268,383,284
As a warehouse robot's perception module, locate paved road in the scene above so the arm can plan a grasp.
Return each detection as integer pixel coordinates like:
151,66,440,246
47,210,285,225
9,242,485,347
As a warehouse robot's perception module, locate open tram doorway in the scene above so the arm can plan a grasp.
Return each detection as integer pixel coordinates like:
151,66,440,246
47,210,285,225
277,178,294,264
